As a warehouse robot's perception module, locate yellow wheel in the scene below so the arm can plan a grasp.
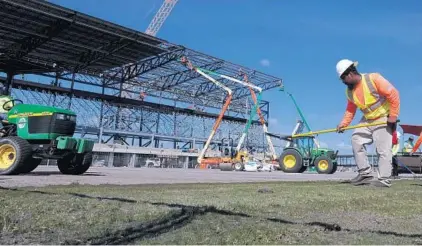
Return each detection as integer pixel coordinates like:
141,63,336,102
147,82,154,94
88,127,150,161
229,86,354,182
0,144,16,170
283,155,297,169
314,156,337,174
317,160,329,171
0,136,32,175
279,149,304,173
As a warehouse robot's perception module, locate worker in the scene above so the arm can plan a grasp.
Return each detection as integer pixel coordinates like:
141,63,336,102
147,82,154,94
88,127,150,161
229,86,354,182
402,136,414,153
0,86,13,137
391,130,400,178
0,86,13,121
335,59,400,188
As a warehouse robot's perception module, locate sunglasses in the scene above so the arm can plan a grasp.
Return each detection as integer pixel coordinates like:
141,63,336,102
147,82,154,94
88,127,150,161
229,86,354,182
340,67,353,80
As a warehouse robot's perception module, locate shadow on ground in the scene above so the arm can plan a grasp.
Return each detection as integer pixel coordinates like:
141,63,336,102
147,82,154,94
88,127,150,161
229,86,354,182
2,185,422,244
15,171,105,176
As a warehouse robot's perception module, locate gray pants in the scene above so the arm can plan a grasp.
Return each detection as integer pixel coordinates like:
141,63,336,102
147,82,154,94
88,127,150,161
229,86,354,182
351,116,392,180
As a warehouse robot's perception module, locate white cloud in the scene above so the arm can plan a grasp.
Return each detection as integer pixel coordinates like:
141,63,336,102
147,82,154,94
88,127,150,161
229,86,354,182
260,59,270,67
336,141,352,150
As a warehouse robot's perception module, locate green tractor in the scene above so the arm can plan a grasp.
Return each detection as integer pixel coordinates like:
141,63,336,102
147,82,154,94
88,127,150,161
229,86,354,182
278,136,339,174
276,87,339,174
0,99,95,175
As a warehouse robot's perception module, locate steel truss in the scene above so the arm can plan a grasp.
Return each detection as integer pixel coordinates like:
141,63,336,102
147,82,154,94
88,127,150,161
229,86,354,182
6,77,278,151
0,0,283,151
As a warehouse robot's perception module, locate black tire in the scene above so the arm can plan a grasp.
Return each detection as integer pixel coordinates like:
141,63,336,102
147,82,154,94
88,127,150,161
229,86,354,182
279,148,304,173
19,158,42,174
0,136,32,175
57,152,92,175
234,162,244,171
219,163,235,171
314,155,336,174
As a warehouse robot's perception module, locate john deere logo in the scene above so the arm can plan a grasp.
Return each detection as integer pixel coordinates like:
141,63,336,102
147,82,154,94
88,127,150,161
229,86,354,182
17,118,26,129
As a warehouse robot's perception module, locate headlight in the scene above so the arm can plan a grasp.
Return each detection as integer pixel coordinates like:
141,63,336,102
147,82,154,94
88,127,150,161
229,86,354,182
56,113,76,121
56,113,66,120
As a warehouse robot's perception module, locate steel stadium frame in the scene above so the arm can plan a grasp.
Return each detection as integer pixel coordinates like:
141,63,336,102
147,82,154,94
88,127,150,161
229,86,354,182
0,0,283,153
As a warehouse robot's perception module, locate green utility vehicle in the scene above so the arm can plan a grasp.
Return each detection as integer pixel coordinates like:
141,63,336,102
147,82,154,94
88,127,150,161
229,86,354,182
0,99,95,175
278,136,339,174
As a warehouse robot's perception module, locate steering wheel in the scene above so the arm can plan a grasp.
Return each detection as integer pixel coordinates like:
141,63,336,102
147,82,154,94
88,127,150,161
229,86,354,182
3,99,23,111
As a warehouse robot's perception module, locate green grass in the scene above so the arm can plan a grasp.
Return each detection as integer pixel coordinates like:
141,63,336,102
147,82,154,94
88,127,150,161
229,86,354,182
1,180,422,244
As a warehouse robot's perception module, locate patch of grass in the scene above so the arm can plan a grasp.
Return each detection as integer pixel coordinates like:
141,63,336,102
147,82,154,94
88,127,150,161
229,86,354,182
1,180,422,244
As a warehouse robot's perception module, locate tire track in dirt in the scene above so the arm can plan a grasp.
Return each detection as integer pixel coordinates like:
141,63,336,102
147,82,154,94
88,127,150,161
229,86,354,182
3,187,422,244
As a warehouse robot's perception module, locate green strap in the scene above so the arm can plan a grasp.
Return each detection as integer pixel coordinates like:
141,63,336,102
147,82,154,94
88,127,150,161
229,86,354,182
243,91,262,134
288,92,312,132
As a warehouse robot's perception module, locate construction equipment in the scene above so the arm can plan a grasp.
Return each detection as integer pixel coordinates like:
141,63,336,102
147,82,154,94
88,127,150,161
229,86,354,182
240,70,277,161
145,0,179,36
268,120,338,174
268,121,392,174
0,99,95,175
280,86,320,148
180,57,233,168
198,68,276,171
394,124,422,177
276,86,338,173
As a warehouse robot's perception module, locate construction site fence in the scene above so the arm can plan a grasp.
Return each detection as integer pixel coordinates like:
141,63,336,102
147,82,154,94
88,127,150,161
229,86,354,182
38,153,378,169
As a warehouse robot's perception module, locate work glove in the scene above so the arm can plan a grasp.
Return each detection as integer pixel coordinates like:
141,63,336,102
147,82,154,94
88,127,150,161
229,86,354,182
387,116,398,132
336,124,345,133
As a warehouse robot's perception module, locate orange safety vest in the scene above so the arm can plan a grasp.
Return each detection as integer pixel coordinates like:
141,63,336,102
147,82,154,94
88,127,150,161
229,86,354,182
346,73,390,120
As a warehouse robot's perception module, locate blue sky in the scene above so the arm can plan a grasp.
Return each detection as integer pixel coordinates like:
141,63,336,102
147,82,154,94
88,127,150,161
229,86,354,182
50,0,422,153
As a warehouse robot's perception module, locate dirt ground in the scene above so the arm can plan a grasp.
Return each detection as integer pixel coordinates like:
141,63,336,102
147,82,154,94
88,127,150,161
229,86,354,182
0,165,363,188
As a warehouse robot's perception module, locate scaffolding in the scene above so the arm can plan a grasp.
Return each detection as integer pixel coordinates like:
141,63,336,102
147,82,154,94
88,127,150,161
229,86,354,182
0,0,283,152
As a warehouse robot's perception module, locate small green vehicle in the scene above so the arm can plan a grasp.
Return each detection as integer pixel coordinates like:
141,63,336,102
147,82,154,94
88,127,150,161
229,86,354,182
0,99,95,175
278,136,339,174
267,133,339,174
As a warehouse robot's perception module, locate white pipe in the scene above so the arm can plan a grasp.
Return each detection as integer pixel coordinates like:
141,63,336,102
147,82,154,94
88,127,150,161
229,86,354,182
201,69,277,160
261,123,277,160
196,69,232,94
194,68,232,164
219,74,262,92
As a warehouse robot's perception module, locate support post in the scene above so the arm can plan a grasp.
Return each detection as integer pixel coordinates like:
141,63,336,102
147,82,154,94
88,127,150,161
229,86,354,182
4,72,14,95
99,126,104,144
108,152,114,167
184,156,189,169
67,72,76,109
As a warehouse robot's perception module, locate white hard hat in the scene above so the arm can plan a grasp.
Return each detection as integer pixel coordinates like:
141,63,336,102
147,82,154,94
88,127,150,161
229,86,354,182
336,59,358,78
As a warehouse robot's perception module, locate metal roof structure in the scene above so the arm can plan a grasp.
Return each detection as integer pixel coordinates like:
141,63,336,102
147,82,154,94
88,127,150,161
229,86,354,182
0,0,170,73
0,0,282,114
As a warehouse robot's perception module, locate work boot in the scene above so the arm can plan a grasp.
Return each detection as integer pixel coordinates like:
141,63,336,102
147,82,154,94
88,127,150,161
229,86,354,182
350,173,373,185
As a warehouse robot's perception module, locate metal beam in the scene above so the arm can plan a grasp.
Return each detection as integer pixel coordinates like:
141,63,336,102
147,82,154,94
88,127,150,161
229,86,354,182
159,60,224,90
105,47,185,85
3,76,255,124
3,14,74,60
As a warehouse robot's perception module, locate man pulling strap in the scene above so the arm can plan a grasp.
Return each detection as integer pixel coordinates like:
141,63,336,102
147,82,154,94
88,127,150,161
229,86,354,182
335,59,400,188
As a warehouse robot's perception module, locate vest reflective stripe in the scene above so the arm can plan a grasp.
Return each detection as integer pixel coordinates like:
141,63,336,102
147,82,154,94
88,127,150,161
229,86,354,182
346,73,390,119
